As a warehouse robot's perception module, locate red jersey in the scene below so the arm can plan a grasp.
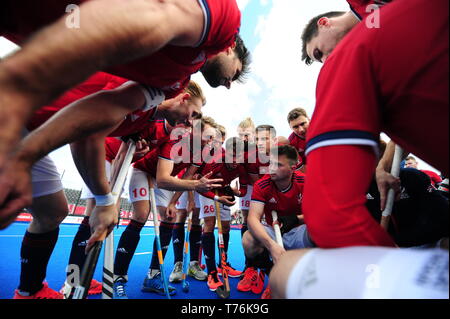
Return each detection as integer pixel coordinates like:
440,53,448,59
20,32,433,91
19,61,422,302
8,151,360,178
251,171,306,226
421,170,442,187
133,134,199,179
288,132,307,167
2,0,241,98
104,137,122,163
347,0,392,20
197,151,250,199
306,0,448,174
303,0,448,248
245,149,270,179
26,72,128,131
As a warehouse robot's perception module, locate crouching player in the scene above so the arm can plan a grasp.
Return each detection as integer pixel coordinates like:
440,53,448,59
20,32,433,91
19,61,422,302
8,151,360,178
244,145,315,299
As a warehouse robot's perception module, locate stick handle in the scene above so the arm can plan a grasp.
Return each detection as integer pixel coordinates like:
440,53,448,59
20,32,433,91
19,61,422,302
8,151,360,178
102,140,136,299
380,145,403,229
271,210,284,249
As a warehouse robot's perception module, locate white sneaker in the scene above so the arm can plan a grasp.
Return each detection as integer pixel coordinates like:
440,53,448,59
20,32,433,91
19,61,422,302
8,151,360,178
188,261,208,281
169,261,184,283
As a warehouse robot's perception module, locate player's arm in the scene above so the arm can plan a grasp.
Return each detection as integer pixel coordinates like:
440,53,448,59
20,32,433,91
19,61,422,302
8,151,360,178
0,0,204,169
156,159,223,192
247,201,285,264
12,82,150,169
303,145,396,247
0,0,205,115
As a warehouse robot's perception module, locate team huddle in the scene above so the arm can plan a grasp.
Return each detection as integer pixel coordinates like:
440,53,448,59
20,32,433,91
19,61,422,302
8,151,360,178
0,0,448,299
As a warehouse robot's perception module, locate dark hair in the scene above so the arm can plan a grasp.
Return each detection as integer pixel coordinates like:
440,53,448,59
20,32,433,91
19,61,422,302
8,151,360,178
233,34,251,83
273,145,299,166
301,11,346,65
287,107,309,123
256,125,276,138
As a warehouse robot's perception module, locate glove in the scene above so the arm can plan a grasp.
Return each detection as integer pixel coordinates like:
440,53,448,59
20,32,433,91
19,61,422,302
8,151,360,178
222,185,236,202
278,214,300,234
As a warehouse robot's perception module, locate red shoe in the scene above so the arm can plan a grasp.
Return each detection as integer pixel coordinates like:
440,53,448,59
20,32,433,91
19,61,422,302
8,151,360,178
237,267,258,292
60,279,102,298
217,262,242,278
207,271,224,291
261,286,271,299
88,279,102,295
251,270,265,294
13,282,63,299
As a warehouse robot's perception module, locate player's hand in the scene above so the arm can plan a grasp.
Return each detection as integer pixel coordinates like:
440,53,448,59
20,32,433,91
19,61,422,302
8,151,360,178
86,204,118,253
218,196,235,207
376,167,401,211
165,203,179,220
269,242,286,264
0,160,33,229
194,171,223,193
134,139,149,158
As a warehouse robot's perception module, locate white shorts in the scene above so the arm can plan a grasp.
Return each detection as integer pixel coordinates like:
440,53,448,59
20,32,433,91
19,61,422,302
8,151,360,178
176,192,200,210
264,224,315,250
285,247,449,299
238,185,253,211
129,167,174,207
80,160,112,199
31,155,63,198
199,195,231,221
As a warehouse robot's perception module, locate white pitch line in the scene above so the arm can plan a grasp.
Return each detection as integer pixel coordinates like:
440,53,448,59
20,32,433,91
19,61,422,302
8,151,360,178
134,252,152,255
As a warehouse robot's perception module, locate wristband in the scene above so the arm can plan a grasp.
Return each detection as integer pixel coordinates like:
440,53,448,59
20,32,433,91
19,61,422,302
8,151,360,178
214,195,219,201
94,193,115,206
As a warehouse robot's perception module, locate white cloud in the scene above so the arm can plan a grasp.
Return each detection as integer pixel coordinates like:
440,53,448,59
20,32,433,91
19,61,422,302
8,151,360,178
236,0,251,11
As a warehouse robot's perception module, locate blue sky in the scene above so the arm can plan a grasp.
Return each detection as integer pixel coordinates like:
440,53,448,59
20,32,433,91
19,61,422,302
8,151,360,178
0,0,441,190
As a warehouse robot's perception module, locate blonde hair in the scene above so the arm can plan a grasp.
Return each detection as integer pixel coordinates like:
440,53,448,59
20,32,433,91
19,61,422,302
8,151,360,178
185,80,206,106
217,124,227,139
238,117,255,129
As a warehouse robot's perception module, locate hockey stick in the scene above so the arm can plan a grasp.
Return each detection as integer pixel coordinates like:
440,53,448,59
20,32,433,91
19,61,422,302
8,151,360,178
149,186,172,299
380,145,403,230
102,140,136,299
182,210,193,292
214,191,230,299
271,210,284,249
72,241,103,300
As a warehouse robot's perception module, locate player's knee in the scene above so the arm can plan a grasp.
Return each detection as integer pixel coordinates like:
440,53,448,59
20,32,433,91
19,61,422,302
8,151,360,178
203,217,215,232
242,230,258,256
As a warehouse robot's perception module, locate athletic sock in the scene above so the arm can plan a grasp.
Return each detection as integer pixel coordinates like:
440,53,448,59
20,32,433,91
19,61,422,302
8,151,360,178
66,216,91,279
149,221,174,270
172,222,185,263
189,225,202,262
18,227,60,295
114,220,145,276
247,249,273,275
201,232,216,274
241,223,248,238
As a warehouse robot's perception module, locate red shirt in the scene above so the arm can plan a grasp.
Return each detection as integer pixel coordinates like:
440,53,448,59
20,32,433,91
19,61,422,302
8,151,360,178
347,0,392,20
303,0,448,248
306,0,448,174
421,170,442,187
197,151,250,199
251,171,306,226
104,137,122,163
246,149,270,180
288,132,307,166
2,0,241,98
133,133,199,179
26,72,128,131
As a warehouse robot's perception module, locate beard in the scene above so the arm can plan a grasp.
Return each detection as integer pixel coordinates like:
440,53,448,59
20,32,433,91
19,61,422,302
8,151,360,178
201,58,223,88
